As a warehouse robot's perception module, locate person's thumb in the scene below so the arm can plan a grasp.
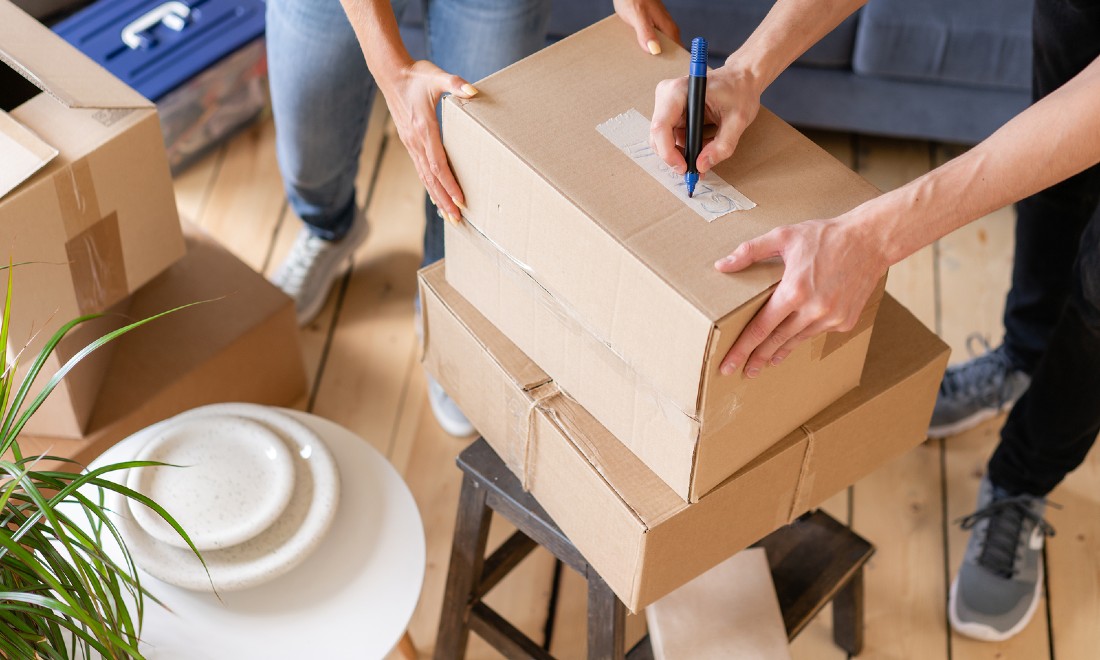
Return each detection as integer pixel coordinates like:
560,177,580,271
627,14,662,55
696,114,747,174
443,70,479,99
714,230,786,272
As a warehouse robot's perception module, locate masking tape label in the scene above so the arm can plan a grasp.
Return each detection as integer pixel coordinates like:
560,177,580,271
596,108,755,222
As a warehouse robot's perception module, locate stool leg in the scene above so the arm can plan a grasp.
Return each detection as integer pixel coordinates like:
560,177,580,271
832,567,865,655
586,567,626,660
397,631,418,660
434,474,493,660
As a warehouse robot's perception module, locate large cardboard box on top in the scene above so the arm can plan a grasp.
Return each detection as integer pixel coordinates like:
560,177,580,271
0,0,185,437
420,262,948,610
442,16,887,501
447,220,882,502
19,225,306,468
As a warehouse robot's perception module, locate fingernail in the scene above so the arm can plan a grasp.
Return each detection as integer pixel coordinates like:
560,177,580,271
451,196,467,212
461,84,479,97
720,363,735,376
674,164,686,175
746,367,760,379
714,256,732,269
429,196,438,207
771,355,785,366
647,39,661,55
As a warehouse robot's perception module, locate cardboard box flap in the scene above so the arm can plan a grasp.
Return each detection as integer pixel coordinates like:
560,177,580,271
0,108,56,198
800,295,948,433
539,393,688,527
420,262,549,392
447,17,879,322
0,1,151,110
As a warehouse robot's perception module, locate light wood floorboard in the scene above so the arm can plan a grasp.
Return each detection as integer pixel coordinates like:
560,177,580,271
174,111,1098,659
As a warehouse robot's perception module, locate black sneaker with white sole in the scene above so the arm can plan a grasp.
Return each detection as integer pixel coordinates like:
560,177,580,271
928,337,1031,439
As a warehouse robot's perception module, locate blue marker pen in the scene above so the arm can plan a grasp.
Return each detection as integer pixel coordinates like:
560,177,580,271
684,37,707,198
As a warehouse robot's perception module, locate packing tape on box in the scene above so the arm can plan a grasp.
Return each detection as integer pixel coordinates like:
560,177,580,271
596,109,755,223
521,381,564,491
787,424,818,522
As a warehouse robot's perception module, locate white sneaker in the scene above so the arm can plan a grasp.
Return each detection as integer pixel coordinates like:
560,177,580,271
427,375,475,438
270,209,369,326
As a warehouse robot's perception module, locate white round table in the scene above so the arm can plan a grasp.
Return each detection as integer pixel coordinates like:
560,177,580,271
74,408,425,659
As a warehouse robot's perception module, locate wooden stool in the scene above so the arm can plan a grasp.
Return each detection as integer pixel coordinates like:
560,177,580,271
434,439,874,659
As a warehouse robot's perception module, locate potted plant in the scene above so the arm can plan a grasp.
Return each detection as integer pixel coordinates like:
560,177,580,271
0,267,201,659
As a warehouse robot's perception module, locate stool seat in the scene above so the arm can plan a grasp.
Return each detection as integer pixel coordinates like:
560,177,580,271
435,438,874,659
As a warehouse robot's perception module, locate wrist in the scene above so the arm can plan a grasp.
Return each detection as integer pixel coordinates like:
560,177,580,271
836,205,897,272
713,59,768,103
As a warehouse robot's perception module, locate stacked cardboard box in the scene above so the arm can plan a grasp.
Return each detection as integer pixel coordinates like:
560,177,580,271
1,1,306,461
441,17,890,502
422,16,948,610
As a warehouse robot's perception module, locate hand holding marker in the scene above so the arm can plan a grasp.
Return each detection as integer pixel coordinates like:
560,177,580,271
684,37,707,198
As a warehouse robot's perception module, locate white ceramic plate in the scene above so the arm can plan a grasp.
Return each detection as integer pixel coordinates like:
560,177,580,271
127,415,295,551
111,404,340,592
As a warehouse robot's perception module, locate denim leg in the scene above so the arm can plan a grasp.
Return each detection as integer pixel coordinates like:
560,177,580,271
419,0,551,266
268,0,408,241
1001,0,1100,372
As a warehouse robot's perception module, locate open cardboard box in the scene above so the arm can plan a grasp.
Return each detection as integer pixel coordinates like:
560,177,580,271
442,16,886,501
0,0,185,436
421,262,948,610
18,224,306,468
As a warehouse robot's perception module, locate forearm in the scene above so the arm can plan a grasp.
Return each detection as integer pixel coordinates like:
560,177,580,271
723,0,867,90
338,0,413,91
852,54,1100,266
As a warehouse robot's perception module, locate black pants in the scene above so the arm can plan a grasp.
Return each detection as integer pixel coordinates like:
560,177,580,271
988,0,1100,496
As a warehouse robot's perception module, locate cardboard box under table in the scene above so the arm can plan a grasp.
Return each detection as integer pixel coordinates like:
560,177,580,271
420,262,948,611
19,224,306,469
442,16,886,502
0,0,184,437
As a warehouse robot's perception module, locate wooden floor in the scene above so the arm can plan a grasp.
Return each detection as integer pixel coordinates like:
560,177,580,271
173,106,1100,659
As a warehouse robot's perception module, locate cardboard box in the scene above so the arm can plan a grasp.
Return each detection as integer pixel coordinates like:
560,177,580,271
646,548,792,660
0,0,185,435
442,16,885,501
447,220,881,501
420,262,947,610
18,225,306,467
16,298,130,438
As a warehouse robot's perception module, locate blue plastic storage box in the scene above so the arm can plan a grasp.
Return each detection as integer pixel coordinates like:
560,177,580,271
54,0,268,172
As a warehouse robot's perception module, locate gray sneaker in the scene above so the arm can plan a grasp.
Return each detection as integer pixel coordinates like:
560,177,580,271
928,337,1031,438
270,210,369,326
427,376,476,438
949,477,1054,642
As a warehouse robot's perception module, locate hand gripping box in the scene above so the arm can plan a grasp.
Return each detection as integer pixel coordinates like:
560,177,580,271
442,17,886,501
420,262,947,611
1,0,184,436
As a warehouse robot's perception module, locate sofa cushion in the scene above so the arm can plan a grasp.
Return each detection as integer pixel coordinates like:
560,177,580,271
402,0,857,69
660,0,857,68
853,0,1031,91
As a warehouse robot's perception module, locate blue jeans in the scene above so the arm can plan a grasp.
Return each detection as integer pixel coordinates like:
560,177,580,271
988,0,1100,496
266,0,550,264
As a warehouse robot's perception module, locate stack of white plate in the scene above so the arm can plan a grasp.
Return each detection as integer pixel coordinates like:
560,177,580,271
108,403,341,592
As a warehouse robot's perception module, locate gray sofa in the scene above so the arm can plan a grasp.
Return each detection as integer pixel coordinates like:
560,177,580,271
401,0,1033,145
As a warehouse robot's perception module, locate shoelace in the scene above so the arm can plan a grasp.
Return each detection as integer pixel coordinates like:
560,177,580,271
280,234,331,291
938,334,1018,406
957,495,1057,578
